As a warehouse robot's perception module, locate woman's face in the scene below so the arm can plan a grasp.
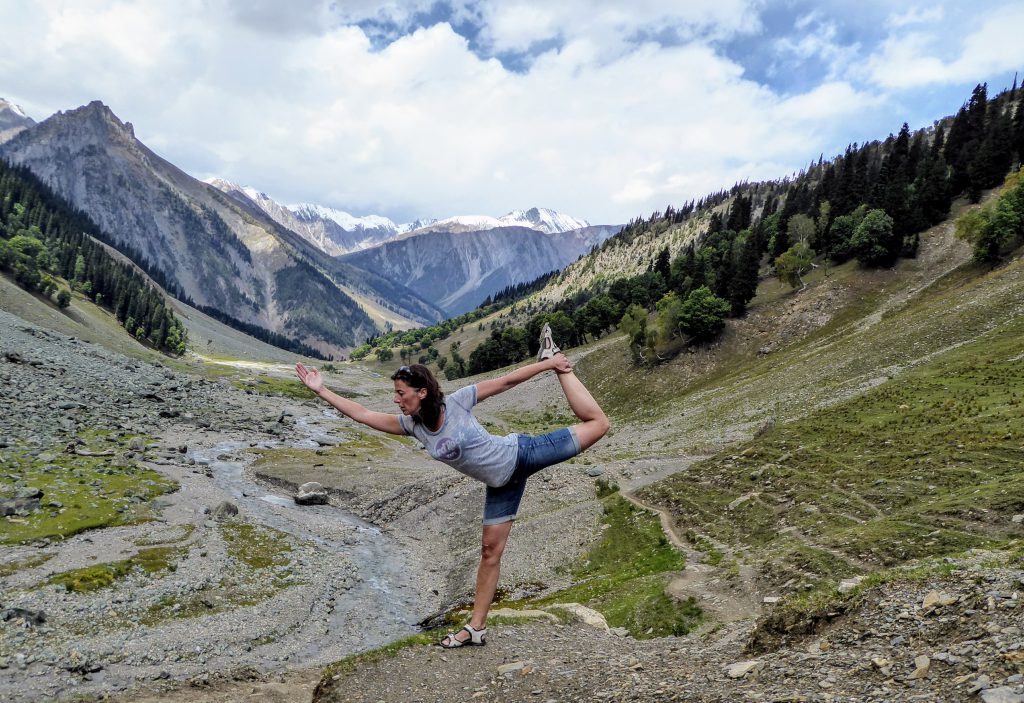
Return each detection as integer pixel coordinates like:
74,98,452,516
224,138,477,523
393,379,427,415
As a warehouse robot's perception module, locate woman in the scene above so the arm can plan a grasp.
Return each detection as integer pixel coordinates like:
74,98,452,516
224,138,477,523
295,325,609,648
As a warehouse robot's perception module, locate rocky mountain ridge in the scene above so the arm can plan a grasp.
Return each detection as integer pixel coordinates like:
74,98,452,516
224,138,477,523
340,223,621,315
0,101,442,354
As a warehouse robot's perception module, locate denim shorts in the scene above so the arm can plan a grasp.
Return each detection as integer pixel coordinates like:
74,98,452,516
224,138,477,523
482,427,582,525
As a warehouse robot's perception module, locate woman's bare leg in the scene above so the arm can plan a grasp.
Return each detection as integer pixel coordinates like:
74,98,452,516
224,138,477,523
556,363,609,450
446,521,513,644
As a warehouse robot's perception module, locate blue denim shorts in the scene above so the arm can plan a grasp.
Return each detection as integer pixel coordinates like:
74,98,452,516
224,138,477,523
482,427,582,525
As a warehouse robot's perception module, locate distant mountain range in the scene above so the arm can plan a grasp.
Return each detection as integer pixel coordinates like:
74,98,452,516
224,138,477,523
0,97,620,348
341,223,619,315
207,183,616,316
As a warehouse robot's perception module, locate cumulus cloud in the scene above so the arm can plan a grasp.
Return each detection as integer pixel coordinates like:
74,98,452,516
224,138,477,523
866,4,1024,89
888,6,945,28
0,1,1020,225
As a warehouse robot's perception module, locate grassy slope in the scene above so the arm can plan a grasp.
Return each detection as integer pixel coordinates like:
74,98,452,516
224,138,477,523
626,236,1024,595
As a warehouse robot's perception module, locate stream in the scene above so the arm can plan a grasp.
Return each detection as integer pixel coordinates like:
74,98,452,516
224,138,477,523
187,411,429,660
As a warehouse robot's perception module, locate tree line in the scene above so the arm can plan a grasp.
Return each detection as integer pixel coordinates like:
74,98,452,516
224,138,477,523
0,159,187,354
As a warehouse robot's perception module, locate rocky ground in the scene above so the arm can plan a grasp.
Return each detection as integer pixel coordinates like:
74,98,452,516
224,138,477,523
0,309,435,702
315,551,1024,703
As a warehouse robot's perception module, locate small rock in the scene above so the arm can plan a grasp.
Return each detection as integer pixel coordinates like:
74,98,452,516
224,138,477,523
728,494,753,511
586,468,604,477
1011,514,1023,524
498,661,527,676
838,576,865,593
725,660,764,679
907,654,930,680
981,687,1024,703
543,603,609,632
969,675,993,694
922,590,957,610
210,501,239,520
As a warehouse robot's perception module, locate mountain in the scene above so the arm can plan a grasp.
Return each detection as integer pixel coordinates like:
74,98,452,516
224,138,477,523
405,207,589,236
0,101,440,355
209,179,587,253
0,98,35,144
206,179,610,315
340,223,620,316
207,178,422,256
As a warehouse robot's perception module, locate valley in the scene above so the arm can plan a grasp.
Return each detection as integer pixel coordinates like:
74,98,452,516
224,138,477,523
2,191,1022,701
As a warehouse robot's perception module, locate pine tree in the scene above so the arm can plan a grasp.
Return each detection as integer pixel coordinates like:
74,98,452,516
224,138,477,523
728,230,760,315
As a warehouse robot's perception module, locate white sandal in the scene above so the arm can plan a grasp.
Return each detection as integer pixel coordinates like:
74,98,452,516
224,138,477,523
439,624,487,648
537,323,561,361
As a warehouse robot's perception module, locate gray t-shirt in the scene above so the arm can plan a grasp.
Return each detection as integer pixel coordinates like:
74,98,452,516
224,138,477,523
397,385,519,487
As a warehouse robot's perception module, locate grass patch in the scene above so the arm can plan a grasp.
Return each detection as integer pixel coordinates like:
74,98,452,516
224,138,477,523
221,521,294,571
640,310,1024,590
0,553,54,577
234,373,316,400
0,439,178,545
507,495,701,638
143,522,300,623
684,530,724,565
46,546,181,593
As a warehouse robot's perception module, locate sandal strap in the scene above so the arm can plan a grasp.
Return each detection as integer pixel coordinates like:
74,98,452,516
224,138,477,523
462,625,486,643
440,631,465,648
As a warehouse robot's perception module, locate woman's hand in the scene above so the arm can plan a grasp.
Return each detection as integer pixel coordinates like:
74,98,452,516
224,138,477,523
295,363,324,394
550,354,573,374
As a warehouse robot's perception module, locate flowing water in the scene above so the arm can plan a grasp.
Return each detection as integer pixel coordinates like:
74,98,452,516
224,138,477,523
188,415,428,660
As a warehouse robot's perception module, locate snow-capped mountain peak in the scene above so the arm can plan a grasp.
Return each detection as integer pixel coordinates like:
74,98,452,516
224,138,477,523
0,98,37,143
288,203,398,233
404,207,590,236
498,207,590,234
2,99,28,119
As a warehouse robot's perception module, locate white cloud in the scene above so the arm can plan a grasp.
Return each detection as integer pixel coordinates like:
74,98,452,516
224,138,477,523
0,1,1019,226
477,0,761,59
867,4,1024,89
888,6,945,28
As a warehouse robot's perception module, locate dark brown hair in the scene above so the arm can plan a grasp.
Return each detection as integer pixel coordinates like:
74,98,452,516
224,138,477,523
391,364,445,429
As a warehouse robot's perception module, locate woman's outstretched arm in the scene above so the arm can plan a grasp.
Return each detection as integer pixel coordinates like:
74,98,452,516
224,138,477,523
296,363,404,435
475,354,572,402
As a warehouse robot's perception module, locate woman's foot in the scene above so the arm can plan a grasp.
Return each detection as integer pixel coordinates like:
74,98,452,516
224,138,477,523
439,623,487,648
537,323,561,361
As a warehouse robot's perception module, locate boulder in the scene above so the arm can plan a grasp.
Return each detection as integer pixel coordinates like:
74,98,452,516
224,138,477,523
295,482,329,506
0,497,40,516
543,603,609,632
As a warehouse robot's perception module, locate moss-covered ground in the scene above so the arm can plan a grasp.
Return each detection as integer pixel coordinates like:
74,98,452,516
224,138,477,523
143,521,300,623
0,434,178,546
46,546,183,593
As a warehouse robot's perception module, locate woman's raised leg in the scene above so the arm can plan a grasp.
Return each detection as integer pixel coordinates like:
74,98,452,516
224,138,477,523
556,364,609,451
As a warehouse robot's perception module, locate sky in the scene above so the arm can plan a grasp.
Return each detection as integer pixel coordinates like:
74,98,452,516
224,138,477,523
1,1,1023,226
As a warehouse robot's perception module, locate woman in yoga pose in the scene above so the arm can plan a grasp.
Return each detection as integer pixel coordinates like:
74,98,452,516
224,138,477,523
295,325,609,648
